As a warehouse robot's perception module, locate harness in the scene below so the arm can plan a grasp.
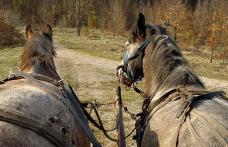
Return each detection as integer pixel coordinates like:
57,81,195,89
0,70,101,147
134,86,226,147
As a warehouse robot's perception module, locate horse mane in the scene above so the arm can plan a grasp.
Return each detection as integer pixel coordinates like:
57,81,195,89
143,33,205,96
20,32,56,72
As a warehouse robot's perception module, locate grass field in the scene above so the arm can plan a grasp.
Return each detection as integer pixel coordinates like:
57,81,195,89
1,28,227,80
53,28,228,81
53,28,126,61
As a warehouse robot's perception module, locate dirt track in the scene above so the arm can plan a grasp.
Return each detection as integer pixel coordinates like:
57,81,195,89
54,42,228,94
54,43,122,146
54,42,118,101
54,42,228,146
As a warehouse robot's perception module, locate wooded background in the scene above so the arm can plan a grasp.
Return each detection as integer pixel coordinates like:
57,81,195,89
0,0,227,63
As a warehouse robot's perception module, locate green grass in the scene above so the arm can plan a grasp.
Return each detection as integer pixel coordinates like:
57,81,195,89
185,54,228,80
0,47,21,79
53,28,126,61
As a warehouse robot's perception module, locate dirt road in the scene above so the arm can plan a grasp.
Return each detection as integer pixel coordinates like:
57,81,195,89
54,42,228,146
54,43,124,146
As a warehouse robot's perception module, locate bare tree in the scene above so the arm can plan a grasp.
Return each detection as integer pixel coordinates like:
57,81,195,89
72,0,91,36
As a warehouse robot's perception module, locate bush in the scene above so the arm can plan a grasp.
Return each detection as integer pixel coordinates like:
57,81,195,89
88,10,98,29
0,15,25,47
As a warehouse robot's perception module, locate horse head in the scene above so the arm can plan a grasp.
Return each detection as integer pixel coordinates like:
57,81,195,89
20,24,60,80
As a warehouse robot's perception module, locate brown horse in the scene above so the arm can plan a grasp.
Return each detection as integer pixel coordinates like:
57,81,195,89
118,13,228,147
0,25,99,147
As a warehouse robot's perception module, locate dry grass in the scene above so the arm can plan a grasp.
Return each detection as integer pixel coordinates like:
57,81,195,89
185,54,228,80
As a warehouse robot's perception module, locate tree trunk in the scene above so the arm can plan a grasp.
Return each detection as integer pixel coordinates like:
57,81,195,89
222,51,225,64
76,20,81,36
210,47,214,63
210,35,216,63
77,26,81,36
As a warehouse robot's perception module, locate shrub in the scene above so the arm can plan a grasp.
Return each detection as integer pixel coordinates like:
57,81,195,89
0,14,25,47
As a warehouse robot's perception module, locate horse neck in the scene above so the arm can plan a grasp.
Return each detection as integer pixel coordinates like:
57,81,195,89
143,38,205,102
20,55,61,81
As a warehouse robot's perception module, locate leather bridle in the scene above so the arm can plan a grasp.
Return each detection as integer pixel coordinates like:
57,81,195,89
118,39,150,86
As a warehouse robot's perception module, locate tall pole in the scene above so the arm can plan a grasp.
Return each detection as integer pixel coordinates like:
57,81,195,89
115,86,126,147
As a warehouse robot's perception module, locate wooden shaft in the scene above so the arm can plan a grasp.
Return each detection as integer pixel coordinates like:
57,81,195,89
115,86,126,147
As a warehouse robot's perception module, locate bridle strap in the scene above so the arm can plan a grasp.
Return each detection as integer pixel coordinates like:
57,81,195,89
121,39,150,84
124,39,150,65
121,34,168,84
132,84,148,98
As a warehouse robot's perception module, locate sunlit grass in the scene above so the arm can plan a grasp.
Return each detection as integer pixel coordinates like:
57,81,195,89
0,47,21,79
185,54,228,80
53,28,126,61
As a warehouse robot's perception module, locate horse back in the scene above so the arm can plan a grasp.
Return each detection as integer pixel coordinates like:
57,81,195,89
0,78,90,147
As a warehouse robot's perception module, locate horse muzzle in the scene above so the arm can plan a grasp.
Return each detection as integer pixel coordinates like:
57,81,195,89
117,65,133,87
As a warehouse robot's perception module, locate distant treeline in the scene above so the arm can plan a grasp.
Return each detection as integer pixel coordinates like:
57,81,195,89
0,0,227,62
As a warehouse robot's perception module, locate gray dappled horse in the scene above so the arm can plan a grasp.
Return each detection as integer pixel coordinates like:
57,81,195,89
117,13,228,147
0,25,99,147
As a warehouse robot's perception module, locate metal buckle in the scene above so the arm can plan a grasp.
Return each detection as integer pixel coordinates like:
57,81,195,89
9,67,20,78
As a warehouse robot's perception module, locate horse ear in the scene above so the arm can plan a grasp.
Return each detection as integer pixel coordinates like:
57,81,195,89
137,13,145,30
43,24,52,39
26,24,33,39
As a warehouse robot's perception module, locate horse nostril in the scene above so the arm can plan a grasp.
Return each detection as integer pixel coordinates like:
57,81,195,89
70,139,75,145
60,127,67,135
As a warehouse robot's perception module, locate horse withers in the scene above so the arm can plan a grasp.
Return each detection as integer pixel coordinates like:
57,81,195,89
0,25,98,147
117,13,228,147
